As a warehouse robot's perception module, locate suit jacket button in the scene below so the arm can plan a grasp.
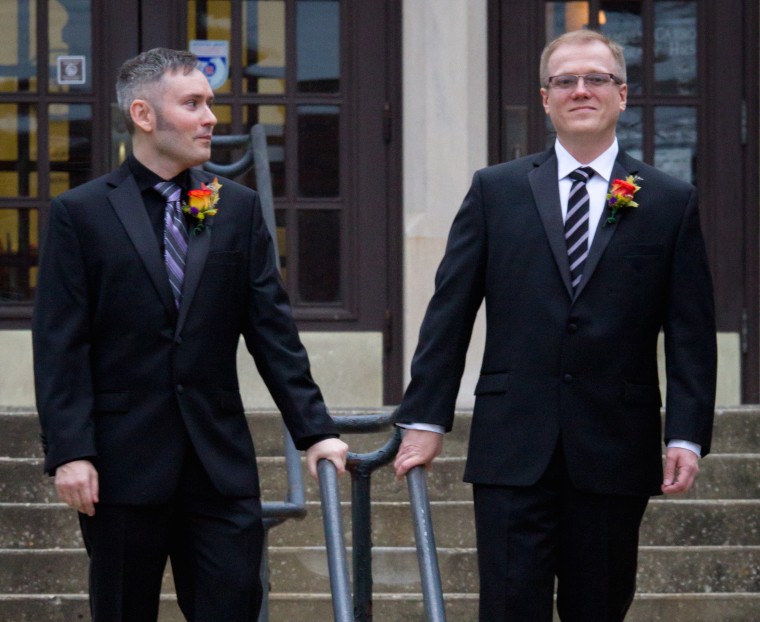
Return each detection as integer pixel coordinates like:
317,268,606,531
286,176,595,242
176,384,184,393
174,336,182,344
563,374,573,383
567,323,578,333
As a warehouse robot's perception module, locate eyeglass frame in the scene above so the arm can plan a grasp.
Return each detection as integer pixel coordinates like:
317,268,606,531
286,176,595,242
544,73,624,90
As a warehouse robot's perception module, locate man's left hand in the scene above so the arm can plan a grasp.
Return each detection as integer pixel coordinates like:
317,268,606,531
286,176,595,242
305,438,349,479
661,446,700,494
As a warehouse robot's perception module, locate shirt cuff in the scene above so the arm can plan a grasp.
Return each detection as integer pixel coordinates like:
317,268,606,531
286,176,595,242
667,439,701,458
396,422,445,434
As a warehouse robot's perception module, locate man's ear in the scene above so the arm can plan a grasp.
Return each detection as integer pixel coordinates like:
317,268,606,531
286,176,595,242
130,99,154,133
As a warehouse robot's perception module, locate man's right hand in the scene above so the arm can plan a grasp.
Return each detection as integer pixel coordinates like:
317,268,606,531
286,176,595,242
55,460,99,516
393,428,443,480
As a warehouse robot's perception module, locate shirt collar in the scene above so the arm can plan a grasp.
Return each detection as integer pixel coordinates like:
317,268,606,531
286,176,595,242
554,138,619,184
127,154,192,193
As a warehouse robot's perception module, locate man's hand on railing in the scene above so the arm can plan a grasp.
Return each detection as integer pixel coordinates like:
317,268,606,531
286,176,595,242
393,429,443,480
306,438,349,479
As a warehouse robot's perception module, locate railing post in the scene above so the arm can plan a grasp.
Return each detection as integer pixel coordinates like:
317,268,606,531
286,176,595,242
407,466,447,621
318,459,353,622
351,470,374,621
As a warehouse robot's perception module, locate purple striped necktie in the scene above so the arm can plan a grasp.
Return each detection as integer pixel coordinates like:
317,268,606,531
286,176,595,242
154,181,188,308
564,166,594,291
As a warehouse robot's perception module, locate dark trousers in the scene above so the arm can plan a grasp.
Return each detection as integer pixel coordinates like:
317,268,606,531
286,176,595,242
473,445,649,622
79,452,264,622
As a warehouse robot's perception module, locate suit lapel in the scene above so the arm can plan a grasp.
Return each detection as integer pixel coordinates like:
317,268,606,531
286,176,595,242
107,170,177,316
573,154,638,299
176,169,213,332
528,150,574,298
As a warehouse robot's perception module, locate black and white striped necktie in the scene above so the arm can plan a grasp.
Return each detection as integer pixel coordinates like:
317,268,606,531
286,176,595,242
564,167,594,291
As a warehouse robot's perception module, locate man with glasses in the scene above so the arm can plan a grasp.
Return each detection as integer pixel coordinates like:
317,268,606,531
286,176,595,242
394,29,716,621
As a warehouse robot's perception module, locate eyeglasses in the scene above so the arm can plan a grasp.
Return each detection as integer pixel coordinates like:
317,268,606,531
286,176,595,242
545,73,623,90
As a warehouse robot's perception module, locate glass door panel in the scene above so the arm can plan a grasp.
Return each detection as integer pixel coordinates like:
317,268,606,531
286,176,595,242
192,0,347,316
296,0,340,93
0,104,38,198
654,105,697,184
48,0,92,93
654,1,697,95
0,1,38,93
0,208,38,302
243,0,286,94
600,2,643,95
0,0,94,311
48,103,94,194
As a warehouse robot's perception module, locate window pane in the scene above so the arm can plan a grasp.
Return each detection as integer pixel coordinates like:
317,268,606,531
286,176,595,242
600,2,643,95
297,0,340,93
297,209,340,303
654,1,697,95
243,0,286,94
298,105,339,197
243,105,286,197
0,103,37,198
49,104,93,194
187,0,233,94
545,2,590,41
0,208,38,302
618,106,643,160
0,1,37,92
654,106,697,184
49,0,92,93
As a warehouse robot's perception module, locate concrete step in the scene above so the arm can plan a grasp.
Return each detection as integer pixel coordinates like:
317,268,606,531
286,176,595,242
4,452,760,506
0,409,400,461
2,546,759,597
0,499,760,549
4,499,760,550
4,406,760,460
1,592,758,622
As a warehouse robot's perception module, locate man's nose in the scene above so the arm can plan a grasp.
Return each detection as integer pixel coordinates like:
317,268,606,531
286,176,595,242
203,105,217,126
571,77,592,95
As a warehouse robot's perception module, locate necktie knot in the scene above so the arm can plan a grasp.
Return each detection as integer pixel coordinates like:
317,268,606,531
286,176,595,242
568,166,595,184
154,181,182,203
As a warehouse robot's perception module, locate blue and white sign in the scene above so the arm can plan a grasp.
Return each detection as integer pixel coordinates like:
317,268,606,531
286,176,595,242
190,40,229,90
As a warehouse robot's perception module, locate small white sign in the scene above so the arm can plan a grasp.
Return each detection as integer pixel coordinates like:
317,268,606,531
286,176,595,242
57,56,86,85
190,40,229,90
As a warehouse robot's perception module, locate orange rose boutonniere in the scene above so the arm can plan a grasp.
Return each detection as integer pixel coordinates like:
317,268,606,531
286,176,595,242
605,175,642,226
182,177,222,234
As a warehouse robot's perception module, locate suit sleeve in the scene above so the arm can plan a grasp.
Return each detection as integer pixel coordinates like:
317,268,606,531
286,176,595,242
32,198,97,473
241,192,337,448
394,172,488,431
663,187,717,456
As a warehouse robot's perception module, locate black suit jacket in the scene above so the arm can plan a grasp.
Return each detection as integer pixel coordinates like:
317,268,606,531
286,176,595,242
33,162,337,504
395,148,717,497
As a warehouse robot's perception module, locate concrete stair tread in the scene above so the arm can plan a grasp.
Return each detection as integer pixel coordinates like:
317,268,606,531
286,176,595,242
3,546,760,596
3,498,760,549
1,593,759,622
4,454,760,503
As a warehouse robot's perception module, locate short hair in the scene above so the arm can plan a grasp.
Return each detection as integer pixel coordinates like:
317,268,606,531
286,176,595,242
540,29,627,88
116,48,199,134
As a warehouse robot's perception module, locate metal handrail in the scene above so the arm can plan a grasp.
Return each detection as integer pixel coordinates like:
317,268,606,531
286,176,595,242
206,129,446,620
318,459,353,622
317,412,447,622
204,125,304,622
407,466,447,620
